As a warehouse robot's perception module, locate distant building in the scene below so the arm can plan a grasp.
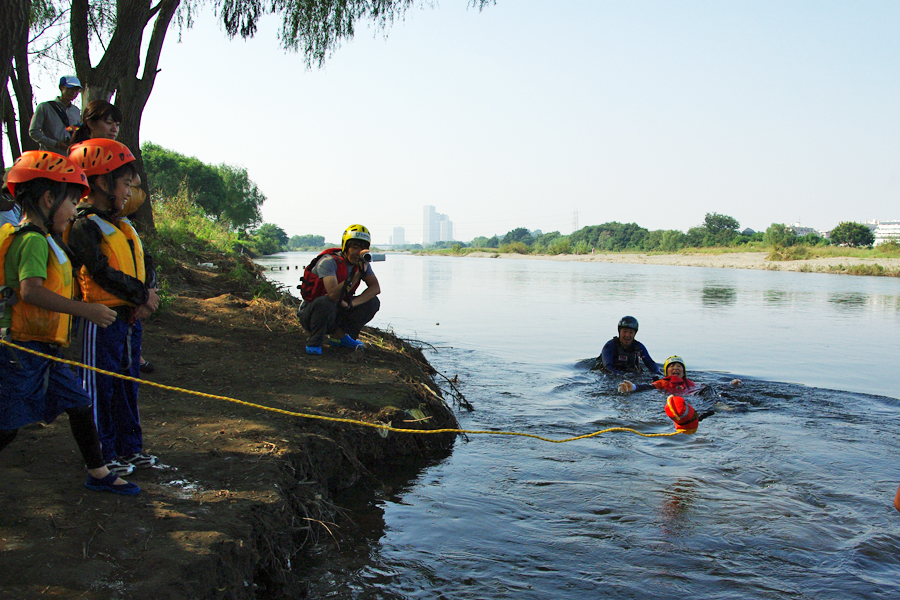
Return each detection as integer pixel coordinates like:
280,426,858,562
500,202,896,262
440,219,453,242
741,227,756,236
391,227,406,246
789,223,816,237
866,219,900,245
423,205,453,244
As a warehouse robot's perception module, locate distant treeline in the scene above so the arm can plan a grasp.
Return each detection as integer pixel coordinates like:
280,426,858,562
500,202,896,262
418,213,877,254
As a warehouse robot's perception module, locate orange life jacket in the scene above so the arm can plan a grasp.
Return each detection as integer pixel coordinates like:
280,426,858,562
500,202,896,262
76,214,146,307
0,223,74,346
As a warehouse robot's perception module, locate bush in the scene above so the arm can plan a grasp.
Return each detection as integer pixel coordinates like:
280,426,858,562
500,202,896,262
499,241,530,254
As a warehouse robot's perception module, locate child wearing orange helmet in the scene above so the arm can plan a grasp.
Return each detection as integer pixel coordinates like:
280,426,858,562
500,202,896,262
0,151,138,495
67,139,160,476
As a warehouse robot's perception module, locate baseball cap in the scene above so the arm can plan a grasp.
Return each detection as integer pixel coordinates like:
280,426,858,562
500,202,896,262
59,76,82,88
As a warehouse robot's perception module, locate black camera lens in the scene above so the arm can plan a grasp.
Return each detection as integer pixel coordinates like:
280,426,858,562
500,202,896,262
363,253,373,262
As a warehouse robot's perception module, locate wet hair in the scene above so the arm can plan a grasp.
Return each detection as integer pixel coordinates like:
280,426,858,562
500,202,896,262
70,100,122,145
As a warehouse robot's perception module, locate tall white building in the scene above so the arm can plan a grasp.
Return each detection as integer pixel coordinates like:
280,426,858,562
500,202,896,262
423,205,453,244
866,220,900,245
390,227,406,246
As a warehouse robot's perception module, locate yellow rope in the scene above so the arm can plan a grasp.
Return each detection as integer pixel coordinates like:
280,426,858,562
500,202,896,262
0,338,684,441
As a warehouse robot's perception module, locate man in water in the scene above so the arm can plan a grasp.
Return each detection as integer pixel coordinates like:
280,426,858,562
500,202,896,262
597,316,662,376
29,75,83,152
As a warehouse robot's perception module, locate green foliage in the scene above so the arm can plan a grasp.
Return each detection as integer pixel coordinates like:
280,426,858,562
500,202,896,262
288,234,326,250
574,240,591,254
764,223,798,247
250,223,290,255
830,222,875,248
501,227,534,246
767,245,810,261
499,241,531,254
236,0,496,67
683,212,741,247
470,235,499,248
570,222,648,251
142,142,265,229
216,164,265,228
549,237,571,255
877,240,900,256
704,212,740,234
147,185,241,261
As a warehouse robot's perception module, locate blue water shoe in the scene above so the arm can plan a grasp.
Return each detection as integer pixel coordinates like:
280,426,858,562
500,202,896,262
85,472,141,496
329,334,364,350
305,345,323,355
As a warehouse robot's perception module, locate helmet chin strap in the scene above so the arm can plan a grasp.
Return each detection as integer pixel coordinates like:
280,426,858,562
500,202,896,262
41,182,70,233
101,173,118,219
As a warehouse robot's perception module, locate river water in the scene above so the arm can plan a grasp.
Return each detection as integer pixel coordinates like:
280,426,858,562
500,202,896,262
257,252,900,599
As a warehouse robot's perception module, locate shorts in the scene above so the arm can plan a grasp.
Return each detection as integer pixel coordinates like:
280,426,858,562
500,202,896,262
0,339,91,430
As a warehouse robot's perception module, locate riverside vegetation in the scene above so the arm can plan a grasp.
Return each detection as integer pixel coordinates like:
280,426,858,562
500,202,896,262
0,189,464,599
411,214,900,277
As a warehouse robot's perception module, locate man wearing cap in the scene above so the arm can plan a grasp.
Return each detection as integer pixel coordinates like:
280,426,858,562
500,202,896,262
29,75,83,152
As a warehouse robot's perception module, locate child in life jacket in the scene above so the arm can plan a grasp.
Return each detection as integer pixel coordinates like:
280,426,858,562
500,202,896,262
617,355,741,395
67,139,159,476
0,151,138,495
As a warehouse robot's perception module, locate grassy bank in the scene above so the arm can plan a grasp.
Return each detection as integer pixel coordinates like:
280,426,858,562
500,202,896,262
413,242,900,277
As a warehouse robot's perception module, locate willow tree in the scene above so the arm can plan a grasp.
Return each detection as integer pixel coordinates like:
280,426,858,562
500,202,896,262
61,0,494,229
1,0,33,170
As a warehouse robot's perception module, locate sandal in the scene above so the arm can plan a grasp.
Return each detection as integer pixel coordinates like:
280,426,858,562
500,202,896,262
139,359,155,374
84,472,141,496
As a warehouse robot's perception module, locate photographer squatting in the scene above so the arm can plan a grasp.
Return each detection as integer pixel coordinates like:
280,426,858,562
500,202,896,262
298,224,381,355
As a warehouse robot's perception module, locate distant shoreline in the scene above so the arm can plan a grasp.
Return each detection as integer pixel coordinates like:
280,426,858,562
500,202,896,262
460,250,900,275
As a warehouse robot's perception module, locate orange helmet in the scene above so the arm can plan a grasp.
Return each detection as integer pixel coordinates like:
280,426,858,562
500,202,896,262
6,151,89,198
68,138,135,177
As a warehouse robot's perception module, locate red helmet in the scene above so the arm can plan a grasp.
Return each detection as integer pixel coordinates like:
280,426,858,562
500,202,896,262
68,138,135,177
6,151,89,198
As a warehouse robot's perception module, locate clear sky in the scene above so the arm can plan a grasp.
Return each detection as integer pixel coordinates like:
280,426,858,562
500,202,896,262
21,1,900,245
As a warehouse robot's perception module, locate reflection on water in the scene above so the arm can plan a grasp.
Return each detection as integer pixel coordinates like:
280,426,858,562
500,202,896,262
257,253,900,599
702,284,738,307
829,292,870,308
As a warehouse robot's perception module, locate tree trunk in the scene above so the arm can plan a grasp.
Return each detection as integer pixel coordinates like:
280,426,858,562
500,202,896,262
71,0,182,232
1,85,22,170
12,30,37,154
0,0,31,166
0,0,30,90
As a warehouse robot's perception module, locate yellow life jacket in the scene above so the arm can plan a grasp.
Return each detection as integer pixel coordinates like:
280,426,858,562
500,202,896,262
0,223,74,347
77,214,146,307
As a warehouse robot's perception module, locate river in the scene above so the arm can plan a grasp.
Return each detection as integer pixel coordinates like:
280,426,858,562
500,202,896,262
257,252,900,599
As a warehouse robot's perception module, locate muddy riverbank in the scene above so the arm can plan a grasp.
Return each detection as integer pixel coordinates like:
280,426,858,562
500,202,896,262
0,260,460,599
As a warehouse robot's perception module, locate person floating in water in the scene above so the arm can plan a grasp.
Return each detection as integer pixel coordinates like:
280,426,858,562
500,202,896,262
617,355,741,395
597,316,662,376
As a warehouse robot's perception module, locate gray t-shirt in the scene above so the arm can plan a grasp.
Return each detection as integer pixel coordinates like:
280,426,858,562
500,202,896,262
29,98,82,152
315,253,374,280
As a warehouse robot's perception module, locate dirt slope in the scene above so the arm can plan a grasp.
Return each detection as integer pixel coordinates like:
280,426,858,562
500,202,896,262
0,259,459,599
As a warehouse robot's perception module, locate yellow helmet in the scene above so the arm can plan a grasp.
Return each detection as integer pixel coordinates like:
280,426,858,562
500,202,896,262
663,355,686,377
341,224,371,252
